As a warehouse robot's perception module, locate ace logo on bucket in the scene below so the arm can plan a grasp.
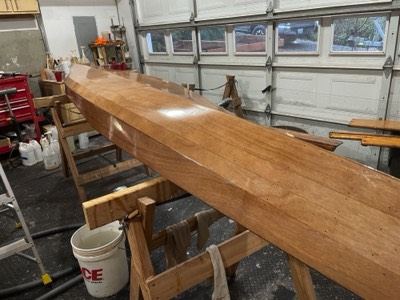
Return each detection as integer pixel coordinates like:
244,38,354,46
81,267,103,282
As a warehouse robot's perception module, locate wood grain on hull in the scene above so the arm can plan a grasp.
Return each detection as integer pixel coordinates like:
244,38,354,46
65,65,400,299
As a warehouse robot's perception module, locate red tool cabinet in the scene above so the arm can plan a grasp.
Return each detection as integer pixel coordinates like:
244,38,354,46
0,76,43,154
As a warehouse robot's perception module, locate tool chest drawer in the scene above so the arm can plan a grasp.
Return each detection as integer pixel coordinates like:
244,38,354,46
0,76,35,126
0,76,42,153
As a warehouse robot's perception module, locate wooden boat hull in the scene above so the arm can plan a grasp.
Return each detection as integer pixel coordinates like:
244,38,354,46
65,65,400,299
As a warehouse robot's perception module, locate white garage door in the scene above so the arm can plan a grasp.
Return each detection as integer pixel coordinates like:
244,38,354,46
132,0,398,168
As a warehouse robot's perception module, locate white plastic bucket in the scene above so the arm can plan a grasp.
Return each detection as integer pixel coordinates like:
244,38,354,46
70,221,129,298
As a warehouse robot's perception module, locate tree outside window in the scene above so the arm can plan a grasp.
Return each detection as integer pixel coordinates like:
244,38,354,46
332,16,387,52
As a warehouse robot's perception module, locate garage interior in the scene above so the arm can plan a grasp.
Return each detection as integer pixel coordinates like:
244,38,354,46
0,0,399,299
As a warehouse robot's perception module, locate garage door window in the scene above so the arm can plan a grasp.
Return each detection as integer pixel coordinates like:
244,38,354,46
331,15,387,53
234,24,266,53
199,27,227,53
276,20,319,54
171,29,193,54
146,31,167,54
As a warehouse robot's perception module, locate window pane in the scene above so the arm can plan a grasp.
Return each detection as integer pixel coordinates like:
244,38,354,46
332,16,386,52
199,27,226,53
146,31,166,53
234,24,266,53
277,20,319,53
171,29,193,53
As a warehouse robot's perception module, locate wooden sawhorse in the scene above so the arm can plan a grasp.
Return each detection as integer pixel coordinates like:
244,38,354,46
49,95,144,202
83,177,317,300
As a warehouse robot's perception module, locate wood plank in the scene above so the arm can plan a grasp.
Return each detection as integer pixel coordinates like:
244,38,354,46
125,217,154,299
329,131,380,140
275,128,342,151
147,230,268,299
77,158,142,185
137,197,156,247
33,94,68,108
288,255,316,300
362,136,400,148
150,210,224,250
82,177,187,230
349,118,400,132
66,65,400,299
59,121,93,137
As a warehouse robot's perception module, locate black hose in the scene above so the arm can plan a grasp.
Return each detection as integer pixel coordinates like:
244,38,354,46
31,224,83,239
0,266,80,298
35,274,83,300
0,224,84,297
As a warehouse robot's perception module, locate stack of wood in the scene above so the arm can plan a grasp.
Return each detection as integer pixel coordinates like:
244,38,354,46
330,118,400,148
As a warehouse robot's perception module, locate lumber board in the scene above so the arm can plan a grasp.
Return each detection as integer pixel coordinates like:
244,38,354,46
82,177,186,229
288,255,316,300
147,230,268,299
66,65,400,299
349,118,400,132
361,135,400,148
126,218,154,299
275,128,342,151
329,131,381,140
33,94,68,108
77,158,142,184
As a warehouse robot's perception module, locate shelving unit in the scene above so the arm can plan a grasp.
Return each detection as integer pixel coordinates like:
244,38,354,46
0,76,43,154
0,0,39,14
89,40,126,67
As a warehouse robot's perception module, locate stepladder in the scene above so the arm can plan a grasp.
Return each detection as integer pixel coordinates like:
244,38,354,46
0,163,52,285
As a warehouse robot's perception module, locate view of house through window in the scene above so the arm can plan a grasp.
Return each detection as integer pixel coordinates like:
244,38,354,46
171,29,193,53
199,27,226,53
276,20,319,53
332,15,387,52
146,31,166,53
234,24,266,53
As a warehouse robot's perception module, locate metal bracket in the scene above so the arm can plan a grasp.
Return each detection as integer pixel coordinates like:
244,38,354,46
265,56,272,72
193,56,198,65
383,56,393,79
266,1,273,16
264,104,272,116
189,12,195,23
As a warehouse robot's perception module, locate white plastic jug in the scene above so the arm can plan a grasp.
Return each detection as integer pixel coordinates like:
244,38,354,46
79,132,89,150
29,140,43,162
40,134,49,149
19,142,37,166
42,145,59,170
50,138,61,162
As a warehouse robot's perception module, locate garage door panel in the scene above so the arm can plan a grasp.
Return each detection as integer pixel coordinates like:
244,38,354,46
201,67,266,110
137,0,193,26
146,65,197,87
274,73,317,107
274,69,381,122
147,65,171,81
388,72,400,120
197,0,266,20
274,0,392,12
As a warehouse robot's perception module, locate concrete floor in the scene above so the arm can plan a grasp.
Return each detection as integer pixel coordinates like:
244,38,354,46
0,141,362,300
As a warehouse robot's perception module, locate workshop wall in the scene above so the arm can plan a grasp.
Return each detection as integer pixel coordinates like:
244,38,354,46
0,16,46,96
39,0,119,60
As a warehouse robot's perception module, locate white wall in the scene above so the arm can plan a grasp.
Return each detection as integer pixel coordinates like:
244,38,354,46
39,0,119,60
116,0,139,70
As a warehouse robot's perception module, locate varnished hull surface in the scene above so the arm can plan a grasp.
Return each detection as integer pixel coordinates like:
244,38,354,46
66,65,400,299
